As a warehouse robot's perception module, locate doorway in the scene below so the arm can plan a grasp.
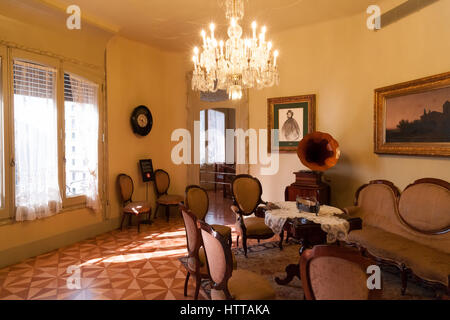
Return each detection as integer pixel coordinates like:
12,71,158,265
199,108,236,225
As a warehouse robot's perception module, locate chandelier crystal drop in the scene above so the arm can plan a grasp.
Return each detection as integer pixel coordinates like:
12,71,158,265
191,0,280,100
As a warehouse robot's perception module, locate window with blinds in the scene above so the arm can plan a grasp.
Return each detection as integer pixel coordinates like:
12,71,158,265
64,72,99,198
13,60,61,221
13,60,55,99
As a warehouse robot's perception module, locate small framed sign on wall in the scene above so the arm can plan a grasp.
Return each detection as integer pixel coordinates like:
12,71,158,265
139,159,154,182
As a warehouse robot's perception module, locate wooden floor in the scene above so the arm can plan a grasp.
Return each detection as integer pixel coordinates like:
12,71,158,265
204,190,236,226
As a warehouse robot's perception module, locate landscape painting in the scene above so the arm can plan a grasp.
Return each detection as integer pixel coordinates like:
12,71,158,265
374,71,450,156
385,87,450,143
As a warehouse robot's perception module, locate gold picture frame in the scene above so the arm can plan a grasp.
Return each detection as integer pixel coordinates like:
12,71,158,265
267,94,316,153
374,71,450,157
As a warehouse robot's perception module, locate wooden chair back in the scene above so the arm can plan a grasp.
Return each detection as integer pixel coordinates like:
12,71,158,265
180,205,202,273
185,185,209,220
199,220,234,299
300,245,382,300
154,169,170,196
231,174,264,216
117,174,134,205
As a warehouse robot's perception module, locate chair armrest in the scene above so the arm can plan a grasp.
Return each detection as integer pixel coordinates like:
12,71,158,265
343,206,361,217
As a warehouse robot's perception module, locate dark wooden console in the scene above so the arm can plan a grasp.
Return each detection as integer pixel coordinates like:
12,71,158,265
285,170,331,205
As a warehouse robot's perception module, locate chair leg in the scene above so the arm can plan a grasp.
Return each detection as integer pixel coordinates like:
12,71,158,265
257,239,260,244
236,235,239,248
243,235,248,258
194,276,201,300
137,215,141,233
128,214,132,229
154,204,160,219
184,272,190,297
165,206,170,222
120,213,126,230
228,234,232,247
401,264,408,295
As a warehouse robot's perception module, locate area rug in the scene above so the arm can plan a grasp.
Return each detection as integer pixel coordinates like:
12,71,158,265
179,241,438,300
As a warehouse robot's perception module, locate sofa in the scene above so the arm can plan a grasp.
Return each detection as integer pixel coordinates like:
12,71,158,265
344,178,450,295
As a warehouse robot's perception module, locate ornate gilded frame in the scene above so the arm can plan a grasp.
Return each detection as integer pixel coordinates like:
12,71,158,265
374,71,450,156
267,94,316,153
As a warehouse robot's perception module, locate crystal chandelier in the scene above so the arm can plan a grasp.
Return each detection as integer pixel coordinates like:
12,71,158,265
191,0,280,100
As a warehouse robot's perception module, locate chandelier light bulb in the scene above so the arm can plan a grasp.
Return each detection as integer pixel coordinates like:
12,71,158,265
210,23,215,39
191,0,279,100
252,21,257,39
201,30,206,47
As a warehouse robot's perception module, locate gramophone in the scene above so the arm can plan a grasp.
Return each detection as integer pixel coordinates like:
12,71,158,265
285,131,340,205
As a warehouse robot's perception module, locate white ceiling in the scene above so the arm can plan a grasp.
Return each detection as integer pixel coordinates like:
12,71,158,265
32,0,382,51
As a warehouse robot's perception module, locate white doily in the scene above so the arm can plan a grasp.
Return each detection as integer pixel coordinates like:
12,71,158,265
264,201,349,243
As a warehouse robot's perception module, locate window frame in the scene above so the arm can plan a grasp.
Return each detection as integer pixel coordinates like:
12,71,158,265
1,48,106,220
60,63,105,209
0,45,9,221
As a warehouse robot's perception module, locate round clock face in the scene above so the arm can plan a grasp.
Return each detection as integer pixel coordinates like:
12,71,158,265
131,105,153,136
137,114,148,127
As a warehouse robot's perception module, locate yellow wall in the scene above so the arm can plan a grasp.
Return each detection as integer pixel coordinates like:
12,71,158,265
249,0,450,207
106,36,188,222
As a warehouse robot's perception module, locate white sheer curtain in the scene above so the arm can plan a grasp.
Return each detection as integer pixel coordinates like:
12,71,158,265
207,109,225,164
14,61,62,221
64,73,100,212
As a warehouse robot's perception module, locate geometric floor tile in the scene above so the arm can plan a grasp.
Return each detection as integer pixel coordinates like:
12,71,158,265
0,193,255,300
0,215,246,300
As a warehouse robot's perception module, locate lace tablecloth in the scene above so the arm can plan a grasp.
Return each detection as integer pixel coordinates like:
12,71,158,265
264,201,349,243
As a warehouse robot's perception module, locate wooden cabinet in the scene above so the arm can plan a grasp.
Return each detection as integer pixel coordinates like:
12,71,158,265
284,171,330,205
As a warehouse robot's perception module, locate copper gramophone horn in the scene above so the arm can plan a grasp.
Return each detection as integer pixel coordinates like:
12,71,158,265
297,131,340,172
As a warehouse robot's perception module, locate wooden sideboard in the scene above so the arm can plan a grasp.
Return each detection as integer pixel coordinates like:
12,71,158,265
285,170,331,205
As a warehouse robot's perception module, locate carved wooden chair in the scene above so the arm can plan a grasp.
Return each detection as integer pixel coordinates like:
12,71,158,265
300,245,382,300
185,185,232,246
231,174,275,257
153,169,183,222
180,205,210,300
180,205,237,299
117,174,152,232
199,220,275,300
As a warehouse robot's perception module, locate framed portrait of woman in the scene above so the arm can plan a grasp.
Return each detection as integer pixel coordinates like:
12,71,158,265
267,94,316,152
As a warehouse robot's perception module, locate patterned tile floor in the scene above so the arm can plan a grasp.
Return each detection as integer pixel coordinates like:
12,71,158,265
0,216,234,300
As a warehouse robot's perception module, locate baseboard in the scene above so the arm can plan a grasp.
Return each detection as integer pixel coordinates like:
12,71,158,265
0,217,121,269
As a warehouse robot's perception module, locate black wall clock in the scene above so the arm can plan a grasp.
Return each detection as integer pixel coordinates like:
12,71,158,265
130,105,153,136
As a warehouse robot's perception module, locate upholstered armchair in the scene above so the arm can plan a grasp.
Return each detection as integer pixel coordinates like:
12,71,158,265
185,185,232,246
117,174,152,232
153,169,183,222
231,174,275,257
199,220,275,300
300,245,382,300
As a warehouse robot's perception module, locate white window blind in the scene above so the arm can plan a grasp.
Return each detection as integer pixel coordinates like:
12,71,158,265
64,72,100,212
13,60,62,221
